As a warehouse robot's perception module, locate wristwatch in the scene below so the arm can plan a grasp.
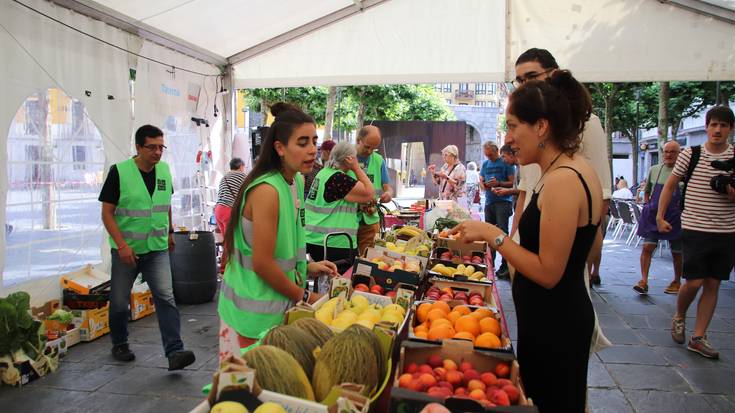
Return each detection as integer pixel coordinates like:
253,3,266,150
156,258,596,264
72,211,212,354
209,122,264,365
494,233,508,248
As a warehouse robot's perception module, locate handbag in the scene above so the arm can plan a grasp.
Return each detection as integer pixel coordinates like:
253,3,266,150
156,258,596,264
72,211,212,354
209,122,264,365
472,187,481,204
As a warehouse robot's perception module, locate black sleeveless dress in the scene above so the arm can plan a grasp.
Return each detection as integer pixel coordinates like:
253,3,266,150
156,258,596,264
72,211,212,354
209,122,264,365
511,166,596,412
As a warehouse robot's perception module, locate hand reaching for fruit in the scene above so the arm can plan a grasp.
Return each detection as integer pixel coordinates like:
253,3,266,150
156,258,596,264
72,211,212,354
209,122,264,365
307,260,339,277
450,220,503,245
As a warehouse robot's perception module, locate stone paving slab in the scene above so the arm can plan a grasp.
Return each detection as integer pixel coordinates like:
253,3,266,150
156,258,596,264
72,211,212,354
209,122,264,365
676,367,735,395
97,366,214,398
597,345,669,366
623,390,714,413
606,364,692,392
588,388,635,413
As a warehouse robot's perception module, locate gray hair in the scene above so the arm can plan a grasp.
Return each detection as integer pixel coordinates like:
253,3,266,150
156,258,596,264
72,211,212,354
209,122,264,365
483,141,497,150
325,141,357,169
467,161,477,171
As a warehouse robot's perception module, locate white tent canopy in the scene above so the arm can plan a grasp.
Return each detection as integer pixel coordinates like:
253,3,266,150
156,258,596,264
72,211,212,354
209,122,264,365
50,0,735,86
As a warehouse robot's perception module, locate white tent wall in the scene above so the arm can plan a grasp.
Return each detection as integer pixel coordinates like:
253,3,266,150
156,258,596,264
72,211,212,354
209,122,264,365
233,0,507,88
0,0,133,304
509,0,735,82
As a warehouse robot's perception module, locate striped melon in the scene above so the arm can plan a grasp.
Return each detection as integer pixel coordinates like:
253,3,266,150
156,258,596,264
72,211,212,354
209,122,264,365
242,345,315,400
262,324,321,377
291,317,334,346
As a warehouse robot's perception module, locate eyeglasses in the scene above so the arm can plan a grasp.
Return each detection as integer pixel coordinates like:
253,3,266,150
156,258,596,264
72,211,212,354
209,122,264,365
142,144,167,151
512,68,554,87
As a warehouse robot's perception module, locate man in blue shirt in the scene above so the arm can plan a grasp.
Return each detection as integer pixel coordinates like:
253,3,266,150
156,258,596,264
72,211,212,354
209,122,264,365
355,125,393,255
480,141,515,279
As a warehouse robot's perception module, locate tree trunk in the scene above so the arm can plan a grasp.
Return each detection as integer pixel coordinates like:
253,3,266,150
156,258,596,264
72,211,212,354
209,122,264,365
324,86,337,140
657,82,670,160
356,88,366,130
671,118,681,141
260,96,268,125
631,132,639,183
604,95,615,186
38,93,56,230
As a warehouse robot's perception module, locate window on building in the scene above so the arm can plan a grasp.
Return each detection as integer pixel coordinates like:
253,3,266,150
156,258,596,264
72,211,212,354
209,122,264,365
72,145,86,170
488,100,498,108
5,88,105,286
434,83,443,92
459,103,469,106
475,101,488,107
475,83,487,95
459,83,469,92
443,83,452,92
489,83,497,94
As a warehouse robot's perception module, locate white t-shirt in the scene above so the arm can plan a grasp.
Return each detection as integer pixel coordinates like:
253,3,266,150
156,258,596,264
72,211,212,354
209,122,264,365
466,170,480,186
612,188,634,199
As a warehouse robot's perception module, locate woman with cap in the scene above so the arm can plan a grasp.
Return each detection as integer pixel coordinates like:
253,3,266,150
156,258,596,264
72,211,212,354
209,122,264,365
428,145,467,203
305,141,375,274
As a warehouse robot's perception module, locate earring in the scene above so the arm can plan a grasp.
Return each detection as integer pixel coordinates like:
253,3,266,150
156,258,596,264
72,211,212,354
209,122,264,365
538,142,545,149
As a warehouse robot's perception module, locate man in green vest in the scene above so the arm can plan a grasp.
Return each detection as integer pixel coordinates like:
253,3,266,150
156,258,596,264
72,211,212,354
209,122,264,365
99,125,195,370
355,125,393,255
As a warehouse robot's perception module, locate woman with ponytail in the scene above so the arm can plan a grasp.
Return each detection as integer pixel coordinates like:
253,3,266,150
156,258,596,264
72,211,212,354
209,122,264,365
451,71,601,412
217,103,338,360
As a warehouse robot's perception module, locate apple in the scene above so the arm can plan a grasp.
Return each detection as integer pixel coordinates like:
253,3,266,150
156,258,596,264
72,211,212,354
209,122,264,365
469,297,484,306
354,283,370,292
439,295,453,302
454,387,467,396
377,262,390,271
427,386,452,399
370,285,384,295
454,292,468,300
386,290,397,298
467,379,486,392
419,373,437,388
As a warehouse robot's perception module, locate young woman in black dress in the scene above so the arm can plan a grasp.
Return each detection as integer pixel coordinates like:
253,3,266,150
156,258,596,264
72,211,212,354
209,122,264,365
451,70,602,412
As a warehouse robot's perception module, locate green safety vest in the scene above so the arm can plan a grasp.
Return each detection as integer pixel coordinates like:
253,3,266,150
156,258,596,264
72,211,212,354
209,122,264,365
305,167,359,249
358,152,384,225
109,158,171,255
218,171,308,338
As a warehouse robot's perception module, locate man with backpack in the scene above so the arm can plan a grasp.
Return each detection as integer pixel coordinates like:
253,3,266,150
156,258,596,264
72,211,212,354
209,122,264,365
657,106,735,359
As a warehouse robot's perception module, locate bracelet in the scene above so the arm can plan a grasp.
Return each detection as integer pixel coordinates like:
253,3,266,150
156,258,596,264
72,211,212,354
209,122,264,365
302,288,311,303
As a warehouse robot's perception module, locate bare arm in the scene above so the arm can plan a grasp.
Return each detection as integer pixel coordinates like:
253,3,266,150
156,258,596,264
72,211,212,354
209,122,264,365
510,190,526,237
380,183,394,203
656,173,682,233
345,166,376,203
248,184,306,302
498,174,515,188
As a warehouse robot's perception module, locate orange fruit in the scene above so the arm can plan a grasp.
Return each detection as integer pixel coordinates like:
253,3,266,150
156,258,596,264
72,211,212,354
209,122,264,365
427,308,449,323
414,331,428,339
470,308,493,320
453,331,476,341
479,317,502,336
430,318,452,329
417,303,433,323
453,305,471,316
428,324,456,340
475,332,502,348
447,311,463,324
454,315,481,337
414,324,429,335
430,301,451,315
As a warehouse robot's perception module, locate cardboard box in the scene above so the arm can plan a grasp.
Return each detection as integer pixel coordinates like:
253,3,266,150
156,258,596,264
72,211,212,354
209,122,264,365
427,278,497,308
434,237,488,257
351,273,417,310
427,260,491,285
60,264,111,295
406,300,512,354
65,327,81,347
45,336,69,357
390,340,535,412
130,290,155,320
431,246,486,266
352,258,422,292
31,299,61,320
72,304,110,341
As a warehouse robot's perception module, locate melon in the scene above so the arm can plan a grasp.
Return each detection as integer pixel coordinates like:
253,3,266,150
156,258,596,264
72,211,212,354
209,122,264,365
311,325,379,401
242,345,315,400
291,318,334,346
262,324,321,377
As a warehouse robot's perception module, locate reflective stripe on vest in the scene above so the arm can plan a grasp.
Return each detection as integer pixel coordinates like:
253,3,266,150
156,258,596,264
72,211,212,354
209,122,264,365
305,203,358,215
115,205,169,217
232,247,307,273
119,228,169,240
305,167,359,249
220,281,291,314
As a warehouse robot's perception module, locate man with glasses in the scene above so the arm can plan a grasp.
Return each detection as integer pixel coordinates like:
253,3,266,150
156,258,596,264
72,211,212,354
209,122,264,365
99,124,195,370
512,48,612,286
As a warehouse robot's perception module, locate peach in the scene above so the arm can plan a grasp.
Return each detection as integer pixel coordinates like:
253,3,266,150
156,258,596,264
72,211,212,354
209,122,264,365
404,362,418,374
502,384,520,404
427,386,452,399
496,378,513,387
490,389,510,406
408,379,425,392
398,373,413,388
467,379,486,392
427,354,443,368
442,359,458,371
419,373,437,388
480,372,498,387
454,387,467,396
445,370,463,386
437,381,453,391
459,361,473,372
433,367,447,381
463,369,481,386
469,388,486,401
419,364,434,374
495,362,510,378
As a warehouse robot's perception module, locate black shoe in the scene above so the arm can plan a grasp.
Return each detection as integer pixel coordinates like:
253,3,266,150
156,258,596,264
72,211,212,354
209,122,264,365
495,268,510,280
111,344,135,362
168,350,196,371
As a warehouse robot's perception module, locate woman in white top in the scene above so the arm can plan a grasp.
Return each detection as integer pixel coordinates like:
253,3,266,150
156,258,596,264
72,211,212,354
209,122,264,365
428,145,467,203
466,161,481,211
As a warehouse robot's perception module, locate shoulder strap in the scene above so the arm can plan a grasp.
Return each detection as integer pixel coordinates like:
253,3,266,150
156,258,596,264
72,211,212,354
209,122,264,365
680,145,701,210
556,166,594,226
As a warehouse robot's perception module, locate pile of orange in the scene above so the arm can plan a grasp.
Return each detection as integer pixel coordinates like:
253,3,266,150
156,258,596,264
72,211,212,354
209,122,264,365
414,301,503,349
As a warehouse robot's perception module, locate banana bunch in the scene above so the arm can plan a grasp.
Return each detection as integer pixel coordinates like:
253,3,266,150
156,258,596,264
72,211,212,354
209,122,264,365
395,226,423,238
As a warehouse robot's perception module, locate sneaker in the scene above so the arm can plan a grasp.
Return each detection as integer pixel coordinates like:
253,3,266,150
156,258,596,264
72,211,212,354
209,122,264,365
168,350,196,371
671,317,685,344
111,344,135,362
664,281,681,295
633,280,648,295
687,336,719,359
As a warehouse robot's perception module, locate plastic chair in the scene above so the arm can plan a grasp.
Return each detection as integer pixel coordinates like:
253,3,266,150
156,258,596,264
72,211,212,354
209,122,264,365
607,200,622,237
613,200,636,242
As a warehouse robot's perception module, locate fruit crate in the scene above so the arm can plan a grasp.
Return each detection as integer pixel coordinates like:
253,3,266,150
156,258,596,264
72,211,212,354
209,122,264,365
427,260,491,285
390,340,535,412
431,247,486,267
426,278,497,308
406,300,513,355
352,256,424,292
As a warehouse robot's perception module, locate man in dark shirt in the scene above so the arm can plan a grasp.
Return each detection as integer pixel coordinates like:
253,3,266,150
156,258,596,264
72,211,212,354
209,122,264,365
99,124,195,370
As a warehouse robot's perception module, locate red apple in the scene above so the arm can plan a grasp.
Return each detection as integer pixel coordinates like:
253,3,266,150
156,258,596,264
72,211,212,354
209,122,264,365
469,388,486,400
386,290,397,298
436,380,453,392
354,283,369,292
370,285,384,295
490,388,510,406
445,370,463,386
408,379,425,392
496,378,513,387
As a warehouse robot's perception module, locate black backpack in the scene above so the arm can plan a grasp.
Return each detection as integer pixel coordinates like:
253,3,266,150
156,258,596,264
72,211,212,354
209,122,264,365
680,145,701,211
